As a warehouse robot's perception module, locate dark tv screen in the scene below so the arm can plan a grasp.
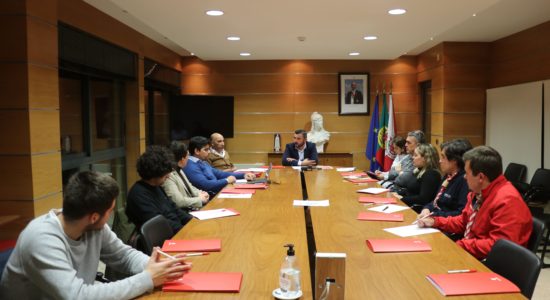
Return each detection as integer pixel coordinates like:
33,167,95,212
170,95,234,140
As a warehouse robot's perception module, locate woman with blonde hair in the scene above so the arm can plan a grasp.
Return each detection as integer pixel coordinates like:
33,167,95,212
393,143,441,210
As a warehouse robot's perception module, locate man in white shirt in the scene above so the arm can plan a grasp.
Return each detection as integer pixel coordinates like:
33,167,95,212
282,129,319,166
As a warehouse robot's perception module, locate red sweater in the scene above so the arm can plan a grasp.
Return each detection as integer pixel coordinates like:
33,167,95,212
434,175,532,259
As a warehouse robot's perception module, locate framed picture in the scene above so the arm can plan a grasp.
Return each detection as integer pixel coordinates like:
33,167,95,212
338,73,369,115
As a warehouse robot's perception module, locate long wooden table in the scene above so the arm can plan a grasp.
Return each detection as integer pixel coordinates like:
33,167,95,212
304,170,524,300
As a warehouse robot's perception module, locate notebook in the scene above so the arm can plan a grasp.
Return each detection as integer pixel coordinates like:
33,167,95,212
426,272,520,296
221,188,256,194
357,212,403,222
346,177,378,184
163,272,242,292
358,197,397,204
366,238,431,252
161,239,221,252
356,188,389,194
189,208,240,220
233,183,268,189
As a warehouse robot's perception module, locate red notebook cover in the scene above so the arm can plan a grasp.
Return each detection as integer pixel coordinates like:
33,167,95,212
346,177,378,183
340,172,367,177
221,188,256,194
357,212,403,222
426,272,520,296
366,238,431,252
161,239,221,252
233,183,267,189
358,197,397,204
163,272,242,292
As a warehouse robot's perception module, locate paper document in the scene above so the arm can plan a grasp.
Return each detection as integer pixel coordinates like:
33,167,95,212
235,179,247,184
336,167,356,172
190,208,240,220
217,193,252,199
384,224,439,237
357,188,390,194
234,168,266,172
358,197,397,204
292,166,302,170
316,165,334,170
368,204,409,213
293,200,330,207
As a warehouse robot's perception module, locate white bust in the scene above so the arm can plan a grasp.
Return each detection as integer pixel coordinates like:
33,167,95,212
308,112,330,153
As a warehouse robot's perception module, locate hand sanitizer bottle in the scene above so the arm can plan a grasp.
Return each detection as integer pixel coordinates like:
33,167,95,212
279,244,301,297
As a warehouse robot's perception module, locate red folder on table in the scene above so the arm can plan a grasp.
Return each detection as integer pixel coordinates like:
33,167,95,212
358,197,397,204
357,212,403,222
340,172,367,177
346,178,378,183
161,239,221,252
233,183,267,189
366,238,431,252
221,188,256,194
163,272,242,292
426,272,520,296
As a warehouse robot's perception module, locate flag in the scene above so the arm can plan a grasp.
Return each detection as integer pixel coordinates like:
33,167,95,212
366,93,380,171
376,91,388,171
383,92,396,170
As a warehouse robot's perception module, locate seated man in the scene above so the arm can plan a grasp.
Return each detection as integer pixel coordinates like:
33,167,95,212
184,136,255,196
163,141,210,210
282,129,319,166
379,130,422,188
0,171,190,299
418,146,532,259
126,145,193,233
207,132,236,171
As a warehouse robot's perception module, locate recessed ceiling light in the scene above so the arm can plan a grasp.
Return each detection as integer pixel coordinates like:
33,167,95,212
363,36,378,41
206,10,224,16
349,52,360,56
227,36,240,41
472,13,477,17
240,52,251,56
388,8,406,15
190,53,195,56
430,37,434,41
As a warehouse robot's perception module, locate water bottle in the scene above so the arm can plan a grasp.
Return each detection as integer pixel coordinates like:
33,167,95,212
279,244,301,297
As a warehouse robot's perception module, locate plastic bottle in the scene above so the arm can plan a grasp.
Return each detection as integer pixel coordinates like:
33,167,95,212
279,244,301,297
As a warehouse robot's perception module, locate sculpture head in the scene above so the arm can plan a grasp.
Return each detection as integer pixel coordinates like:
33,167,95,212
311,112,324,131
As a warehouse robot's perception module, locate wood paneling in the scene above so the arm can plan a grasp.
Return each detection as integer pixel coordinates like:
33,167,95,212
27,64,59,108
0,110,30,153
443,113,485,136
443,65,488,88
29,110,60,153
0,155,33,199
0,15,27,62
34,192,63,217
443,42,490,65
31,152,62,198
443,89,485,113
0,63,28,109
26,15,58,66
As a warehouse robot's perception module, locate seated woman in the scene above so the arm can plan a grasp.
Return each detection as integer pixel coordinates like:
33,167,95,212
375,136,410,181
418,139,472,218
162,141,210,211
393,143,441,210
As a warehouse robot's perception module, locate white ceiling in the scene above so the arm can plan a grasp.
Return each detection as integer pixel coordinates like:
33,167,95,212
84,0,550,61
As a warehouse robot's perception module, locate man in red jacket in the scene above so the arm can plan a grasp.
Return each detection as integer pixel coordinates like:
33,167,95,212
418,146,532,259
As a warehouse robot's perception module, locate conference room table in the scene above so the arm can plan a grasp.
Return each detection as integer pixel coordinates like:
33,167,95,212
142,168,524,300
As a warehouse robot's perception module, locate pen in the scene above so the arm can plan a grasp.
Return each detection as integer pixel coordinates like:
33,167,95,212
184,252,210,257
412,212,434,225
447,269,477,274
157,249,177,260
382,206,389,211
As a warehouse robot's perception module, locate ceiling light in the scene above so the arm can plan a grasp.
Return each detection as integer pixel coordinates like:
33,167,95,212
206,10,224,16
349,52,360,56
430,37,434,41
190,53,195,56
227,36,240,41
240,52,251,56
388,8,406,15
472,13,477,17
363,36,378,41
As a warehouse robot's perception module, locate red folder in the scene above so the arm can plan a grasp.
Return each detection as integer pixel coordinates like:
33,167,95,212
366,238,431,252
161,239,221,252
163,272,242,292
233,183,267,189
346,177,378,183
340,172,367,177
357,212,403,222
221,188,256,194
358,197,397,204
426,272,520,296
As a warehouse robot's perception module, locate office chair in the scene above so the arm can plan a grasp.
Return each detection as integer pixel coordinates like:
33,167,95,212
528,217,546,254
504,163,527,192
484,239,541,299
140,215,174,255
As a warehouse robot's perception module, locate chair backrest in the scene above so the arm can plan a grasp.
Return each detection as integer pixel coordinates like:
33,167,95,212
529,168,550,194
504,163,527,183
528,217,545,254
140,215,174,255
484,239,541,299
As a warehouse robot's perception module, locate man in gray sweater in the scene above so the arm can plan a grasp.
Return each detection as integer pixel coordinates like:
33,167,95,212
0,171,191,299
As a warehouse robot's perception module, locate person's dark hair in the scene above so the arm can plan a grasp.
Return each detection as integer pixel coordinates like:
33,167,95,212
63,171,119,221
170,140,188,163
440,139,473,170
295,129,307,139
392,136,406,150
136,145,175,180
463,146,502,181
188,136,210,155
407,130,426,144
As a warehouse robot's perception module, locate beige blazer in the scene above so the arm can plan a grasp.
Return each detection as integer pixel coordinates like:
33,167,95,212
162,169,204,209
207,151,234,170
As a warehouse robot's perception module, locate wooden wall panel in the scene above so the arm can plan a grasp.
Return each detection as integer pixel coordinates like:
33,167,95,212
444,89,486,113
391,93,420,113
26,16,58,66
293,94,336,112
0,63,28,109
0,15,27,62
0,110,30,153
28,64,59,109
29,110,60,153
34,192,63,217
443,42,490,65
0,156,33,199
235,94,295,112
443,65,488,89
31,153,62,198
234,114,296,132
443,113,485,136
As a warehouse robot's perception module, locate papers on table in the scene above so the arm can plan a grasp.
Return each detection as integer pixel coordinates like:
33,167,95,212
366,239,431,253
340,171,366,177
368,204,409,214
162,239,221,252
357,212,403,222
190,208,240,220
293,200,330,207
218,193,253,199
292,166,302,170
336,167,356,172
234,168,266,173
221,188,256,194
384,224,440,237
235,179,247,184
358,197,397,204
163,272,243,292
233,183,267,189
357,187,390,194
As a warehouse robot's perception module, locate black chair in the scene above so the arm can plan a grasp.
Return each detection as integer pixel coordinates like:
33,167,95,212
504,163,527,189
484,239,541,299
140,215,174,255
528,217,545,254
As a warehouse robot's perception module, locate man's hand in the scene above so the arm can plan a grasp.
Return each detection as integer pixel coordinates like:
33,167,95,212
417,217,435,228
244,173,256,181
146,247,192,287
417,208,431,220
199,191,210,204
301,159,317,166
226,176,237,184
286,157,297,162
